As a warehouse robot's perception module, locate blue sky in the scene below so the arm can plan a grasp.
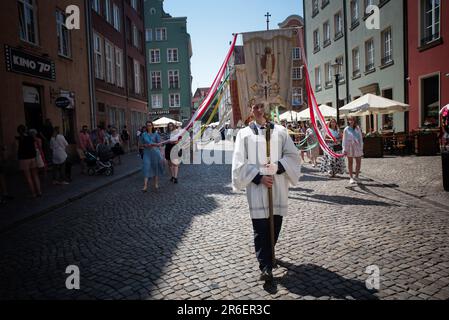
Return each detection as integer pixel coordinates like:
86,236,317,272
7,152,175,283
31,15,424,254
163,0,303,94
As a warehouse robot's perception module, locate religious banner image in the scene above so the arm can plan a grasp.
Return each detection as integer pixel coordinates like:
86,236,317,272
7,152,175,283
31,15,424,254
235,28,296,122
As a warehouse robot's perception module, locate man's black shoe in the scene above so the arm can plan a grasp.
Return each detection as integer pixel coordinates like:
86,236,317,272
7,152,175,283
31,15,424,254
259,267,273,282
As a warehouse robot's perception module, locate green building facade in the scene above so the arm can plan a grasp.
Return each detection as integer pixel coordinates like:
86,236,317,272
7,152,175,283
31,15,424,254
144,0,193,122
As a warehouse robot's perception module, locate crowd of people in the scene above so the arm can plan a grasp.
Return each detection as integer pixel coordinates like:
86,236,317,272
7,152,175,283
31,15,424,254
137,121,183,192
0,121,132,204
279,116,364,185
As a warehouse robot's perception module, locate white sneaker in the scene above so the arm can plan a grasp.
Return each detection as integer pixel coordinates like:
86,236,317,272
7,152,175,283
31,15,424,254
349,178,356,185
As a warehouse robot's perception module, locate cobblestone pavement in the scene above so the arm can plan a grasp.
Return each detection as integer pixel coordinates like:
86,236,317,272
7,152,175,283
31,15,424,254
0,150,448,300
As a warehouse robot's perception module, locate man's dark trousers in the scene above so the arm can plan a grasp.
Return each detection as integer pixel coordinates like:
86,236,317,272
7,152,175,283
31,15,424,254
252,215,283,272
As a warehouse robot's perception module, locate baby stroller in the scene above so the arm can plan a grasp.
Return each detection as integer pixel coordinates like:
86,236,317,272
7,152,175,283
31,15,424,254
85,144,114,176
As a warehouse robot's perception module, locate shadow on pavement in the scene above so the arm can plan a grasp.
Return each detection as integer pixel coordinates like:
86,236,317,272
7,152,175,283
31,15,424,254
289,194,396,207
0,164,234,299
277,260,379,300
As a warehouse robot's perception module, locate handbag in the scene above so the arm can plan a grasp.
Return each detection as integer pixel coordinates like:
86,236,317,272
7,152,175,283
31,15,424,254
35,149,45,168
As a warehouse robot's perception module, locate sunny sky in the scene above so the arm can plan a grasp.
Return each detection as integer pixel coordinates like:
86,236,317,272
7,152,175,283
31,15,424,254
163,0,304,94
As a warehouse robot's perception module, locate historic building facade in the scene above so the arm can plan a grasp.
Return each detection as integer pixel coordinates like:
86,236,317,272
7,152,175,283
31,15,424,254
304,0,407,132
90,0,148,146
144,0,193,123
0,0,91,162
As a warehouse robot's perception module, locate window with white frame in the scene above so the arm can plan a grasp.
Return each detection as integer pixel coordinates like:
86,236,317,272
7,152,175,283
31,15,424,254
149,49,160,63
313,29,320,51
292,47,301,60
151,94,163,109
334,11,343,37
134,60,141,94
323,21,331,45
56,9,71,57
145,28,152,42
422,0,440,44
365,38,375,71
18,0,38,44
325,62,332,86
131,0,138,11
104,0,112,23
168,70,180,89
151,71,162,89
167,48,179,63
352,47,360,75
105,40,115,84
115,47,124,87
132,24,140,48
351,0,359,24
365,0,374,11
92,0,100,13
381,27,393,65
312,0,319,15
169,93,180,108
93,33,104,79
315,66,322,90
113,4,121,31
292,67,302,80
155,28,167,41
292,88,303,106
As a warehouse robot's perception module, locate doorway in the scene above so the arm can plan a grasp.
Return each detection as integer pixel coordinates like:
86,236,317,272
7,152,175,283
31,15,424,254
22,85,43,132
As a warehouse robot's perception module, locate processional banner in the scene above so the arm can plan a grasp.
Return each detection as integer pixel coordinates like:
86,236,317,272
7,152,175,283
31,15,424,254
235,28,296,122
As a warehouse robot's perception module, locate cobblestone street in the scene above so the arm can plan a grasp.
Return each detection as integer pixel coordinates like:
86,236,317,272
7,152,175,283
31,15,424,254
0,150,448,300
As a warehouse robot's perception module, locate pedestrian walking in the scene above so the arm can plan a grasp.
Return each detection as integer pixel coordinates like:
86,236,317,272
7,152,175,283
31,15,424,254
164,122,181,184
121,125,130,153
306,125,320,168
29,129,47,174
78,125,95,174
140,121,164,192
0,145,13,204
320,119,345,177
109,127,124,165
137,126,146,160
232,102,301,283
343,116,364,185
50,127,69,185
16,125,42,198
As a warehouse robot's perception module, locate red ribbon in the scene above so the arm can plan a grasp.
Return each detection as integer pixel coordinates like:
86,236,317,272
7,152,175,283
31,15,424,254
166,34,238,145
296,29,345,159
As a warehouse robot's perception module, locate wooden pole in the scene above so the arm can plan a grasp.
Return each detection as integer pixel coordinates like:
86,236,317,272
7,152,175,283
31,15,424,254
266,125,276,267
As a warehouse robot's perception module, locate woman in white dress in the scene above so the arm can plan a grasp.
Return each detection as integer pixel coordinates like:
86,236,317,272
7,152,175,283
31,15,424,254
342,116,364,185
50,127,69,185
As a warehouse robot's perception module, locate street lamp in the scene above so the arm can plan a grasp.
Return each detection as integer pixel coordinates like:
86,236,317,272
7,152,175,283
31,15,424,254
331,59,343,127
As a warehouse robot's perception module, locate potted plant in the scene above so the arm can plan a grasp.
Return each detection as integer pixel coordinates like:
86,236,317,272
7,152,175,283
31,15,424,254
364,131,384,158
414,128,438,156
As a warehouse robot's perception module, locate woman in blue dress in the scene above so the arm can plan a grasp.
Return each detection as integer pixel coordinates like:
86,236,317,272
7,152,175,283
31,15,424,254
140,121,164,192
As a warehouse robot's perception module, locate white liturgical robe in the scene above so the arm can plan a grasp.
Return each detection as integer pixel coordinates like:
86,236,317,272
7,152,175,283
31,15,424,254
232,123,301,219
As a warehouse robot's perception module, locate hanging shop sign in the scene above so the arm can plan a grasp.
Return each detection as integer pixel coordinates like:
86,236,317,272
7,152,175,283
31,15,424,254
4,45,56,81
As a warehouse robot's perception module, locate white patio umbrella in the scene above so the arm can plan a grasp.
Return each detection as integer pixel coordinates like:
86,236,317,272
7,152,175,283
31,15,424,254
279,110,300,122
297,105,336,121
340,94,409,116
153,117,182,127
